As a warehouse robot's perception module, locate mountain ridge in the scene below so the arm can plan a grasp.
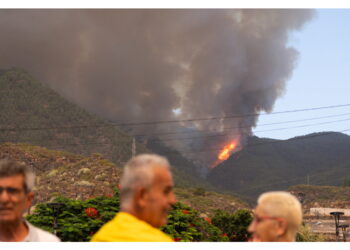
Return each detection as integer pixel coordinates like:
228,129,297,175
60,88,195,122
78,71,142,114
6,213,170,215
207,132,350,202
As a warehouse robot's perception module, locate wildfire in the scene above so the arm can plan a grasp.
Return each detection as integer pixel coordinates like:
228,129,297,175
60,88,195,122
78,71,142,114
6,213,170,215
218,141,237,161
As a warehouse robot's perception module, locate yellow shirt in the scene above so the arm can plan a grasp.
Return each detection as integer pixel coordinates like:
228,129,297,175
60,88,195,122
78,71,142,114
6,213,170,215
90,212,173,242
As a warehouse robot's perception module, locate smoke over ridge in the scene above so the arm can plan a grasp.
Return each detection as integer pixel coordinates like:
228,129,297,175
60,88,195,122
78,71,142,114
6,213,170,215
0,9,314,167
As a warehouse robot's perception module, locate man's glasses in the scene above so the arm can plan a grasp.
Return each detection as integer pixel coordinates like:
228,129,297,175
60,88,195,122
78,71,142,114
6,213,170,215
252,214,283,224
0,187,24,196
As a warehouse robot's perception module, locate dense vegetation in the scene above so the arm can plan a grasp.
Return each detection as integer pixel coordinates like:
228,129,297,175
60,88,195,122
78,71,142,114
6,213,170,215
26,190,252,242
26,190,324,242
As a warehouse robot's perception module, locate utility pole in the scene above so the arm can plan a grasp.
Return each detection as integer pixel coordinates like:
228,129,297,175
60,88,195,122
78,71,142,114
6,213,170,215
132,137,136,157
307,175,309,185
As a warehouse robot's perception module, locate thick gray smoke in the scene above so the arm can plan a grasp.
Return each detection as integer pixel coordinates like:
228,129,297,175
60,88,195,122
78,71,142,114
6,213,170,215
0,9,314,167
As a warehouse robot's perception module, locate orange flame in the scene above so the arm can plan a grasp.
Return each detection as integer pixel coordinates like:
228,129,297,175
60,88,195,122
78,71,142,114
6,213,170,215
218,141,237,161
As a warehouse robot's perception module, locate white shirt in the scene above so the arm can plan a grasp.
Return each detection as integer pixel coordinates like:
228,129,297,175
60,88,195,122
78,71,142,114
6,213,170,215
22,220,61,242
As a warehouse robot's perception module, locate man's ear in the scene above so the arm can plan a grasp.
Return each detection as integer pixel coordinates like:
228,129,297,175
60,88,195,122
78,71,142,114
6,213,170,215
276,218,288,237
134,187,148,208
25,192,34,209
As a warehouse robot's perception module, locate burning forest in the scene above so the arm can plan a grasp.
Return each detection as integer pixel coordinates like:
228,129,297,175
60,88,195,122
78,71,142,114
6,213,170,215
0,9,314,169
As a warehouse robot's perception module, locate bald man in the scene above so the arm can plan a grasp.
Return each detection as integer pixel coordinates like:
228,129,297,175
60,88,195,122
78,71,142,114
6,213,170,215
248,191,302,242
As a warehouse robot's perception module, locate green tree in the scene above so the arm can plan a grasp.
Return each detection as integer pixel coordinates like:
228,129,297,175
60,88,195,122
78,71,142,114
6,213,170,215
211,209,252,241
161,202,228,242
27,189,120,241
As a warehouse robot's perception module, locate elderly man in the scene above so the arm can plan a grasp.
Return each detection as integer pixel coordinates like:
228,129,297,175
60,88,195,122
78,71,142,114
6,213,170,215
91,154,176,242
0,159,60,242
248,191,302,242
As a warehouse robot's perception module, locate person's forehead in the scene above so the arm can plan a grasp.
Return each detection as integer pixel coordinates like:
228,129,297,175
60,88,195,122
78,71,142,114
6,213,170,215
152,166,173,184
255,204,268,216
0,174,25,187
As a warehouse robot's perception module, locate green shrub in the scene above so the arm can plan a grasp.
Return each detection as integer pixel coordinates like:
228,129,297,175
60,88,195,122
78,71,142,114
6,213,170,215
161,202,228,242
27,191,231,242
211,209,252,241
27,189,120,241
296,224,326,242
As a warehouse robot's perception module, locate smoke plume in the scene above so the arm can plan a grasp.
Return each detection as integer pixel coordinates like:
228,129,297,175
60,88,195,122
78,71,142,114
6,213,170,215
0,9,314,167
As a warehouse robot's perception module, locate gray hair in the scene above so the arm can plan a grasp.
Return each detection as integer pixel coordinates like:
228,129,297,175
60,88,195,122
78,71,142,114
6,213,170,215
120,154,170,209
258,191,302,237
0,158,35,192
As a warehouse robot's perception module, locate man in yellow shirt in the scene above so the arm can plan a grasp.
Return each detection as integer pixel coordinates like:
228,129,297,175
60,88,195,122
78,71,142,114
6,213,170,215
91,154,176,242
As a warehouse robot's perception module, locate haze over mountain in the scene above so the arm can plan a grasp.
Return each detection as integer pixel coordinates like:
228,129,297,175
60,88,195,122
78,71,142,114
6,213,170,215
0,68,142,164
0,68,208,188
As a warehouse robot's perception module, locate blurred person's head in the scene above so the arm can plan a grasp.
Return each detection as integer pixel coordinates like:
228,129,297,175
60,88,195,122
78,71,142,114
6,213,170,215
120,154,176,228
248,191,302,242
0,159,35,225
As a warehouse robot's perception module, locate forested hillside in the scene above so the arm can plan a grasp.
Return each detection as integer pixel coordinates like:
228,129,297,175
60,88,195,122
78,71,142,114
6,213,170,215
0,68,148,165
0,68,209,188
207,133,350,202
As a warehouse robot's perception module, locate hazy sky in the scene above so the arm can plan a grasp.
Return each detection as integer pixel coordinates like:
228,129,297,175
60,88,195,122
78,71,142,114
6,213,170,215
0,5,348,142
253,9,350,139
